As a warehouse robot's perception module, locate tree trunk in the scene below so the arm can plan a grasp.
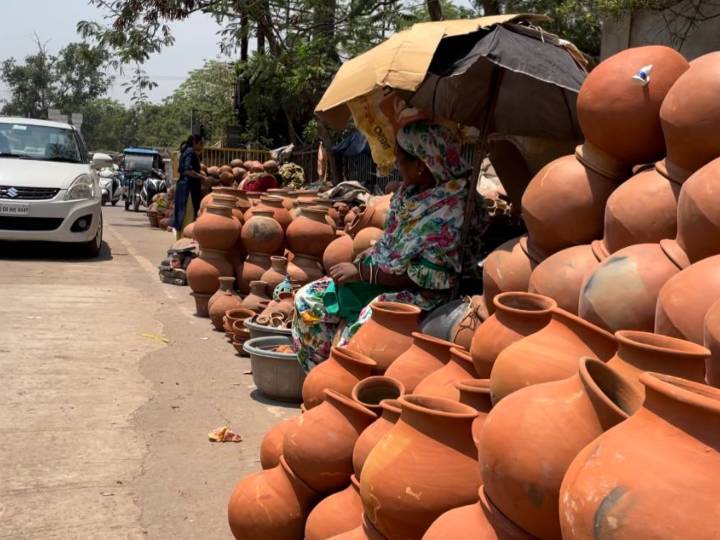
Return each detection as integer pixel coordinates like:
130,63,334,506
482,0,500,15
240,12,249,61
427,0,442,21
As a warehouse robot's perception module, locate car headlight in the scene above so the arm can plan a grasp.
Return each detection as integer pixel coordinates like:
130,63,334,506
65,174,97,201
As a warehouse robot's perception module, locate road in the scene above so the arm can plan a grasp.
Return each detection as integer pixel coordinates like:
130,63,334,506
0,205,298,539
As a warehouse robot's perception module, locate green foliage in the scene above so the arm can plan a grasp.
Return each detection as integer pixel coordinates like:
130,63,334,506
80,98,134,150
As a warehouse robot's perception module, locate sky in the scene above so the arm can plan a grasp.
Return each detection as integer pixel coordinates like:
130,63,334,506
0,0,231,105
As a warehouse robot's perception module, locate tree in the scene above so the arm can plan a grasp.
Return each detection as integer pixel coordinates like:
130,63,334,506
80,98,134,150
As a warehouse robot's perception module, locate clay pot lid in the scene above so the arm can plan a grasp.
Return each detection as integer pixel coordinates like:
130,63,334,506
615,330,710,358
493,291,557,314
578,357,642,418
332,346,377,369
400,394,478,419
640,371,720,415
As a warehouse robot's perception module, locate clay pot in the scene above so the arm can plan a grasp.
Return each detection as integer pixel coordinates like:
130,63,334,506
191,292,212,317
482,236,538,315
578,240,689,333
351,376,405,415
193,204,240,251
223,307,255,337
260,416,301,470
260,256,289,297
227,455,318,540
576,45,689,178
352,227,384,258
521,155,620,259
305,475,364,540
302,347,377,410
385,332,456,393
608,330,709,397
490,306,617,403
287,254,324,284
347,205,378,235
456,379,493,447
245,195,293,230
241,210,284,255
313,198,340,224
352,399,401,478
283,389,377,494
360,395,481,540
187,249,233,295
240,280,272,313
182,222,195,239
240,253,272,295
413,347,479,401
704,298,720,387
267,188,294,210
660,51,720,183
559,372,720,540
286,207,336,258
323,234,354,272
470,292,555,377
328,514,387,540
208,277,243,331
655,254,720,345
423,486,536,540
347,302,421,372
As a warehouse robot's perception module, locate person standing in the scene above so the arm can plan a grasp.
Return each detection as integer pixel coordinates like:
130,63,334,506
173,135,206,240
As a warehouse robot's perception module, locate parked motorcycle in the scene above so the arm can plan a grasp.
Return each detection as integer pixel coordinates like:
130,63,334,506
99,169,122,206
140,172,167,209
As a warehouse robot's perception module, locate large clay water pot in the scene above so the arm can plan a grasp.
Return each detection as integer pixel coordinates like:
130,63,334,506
328,514,387,540
522,155,620,259
481,358,642,540
347,302,421,372
578,240,690,333
240,254,272,295
352,399,402,478
360,395,481,540
192,204,240,251
306,475,364,540
559,372,720,540
260,256,290,297
287,254,324,284
482,236,539,315
490,307,616,403
576,45,689,178
704,298,720,387
227,455,318,540
413,347,478,401
351,376,405,415
470,292,555,377
302,347,377,410
208,277,243,331
286,206,336,258
385,332,455,393
660,51,720,183
352,227,384,258
246,195,292,230
260,416,301,470
241,210,284,255
456,379,492,447
283,389,377,494
323,234,354,272
241,279,272,313
187,249,233,294
607,330,709,397
212,192,245,222
347,203,387,235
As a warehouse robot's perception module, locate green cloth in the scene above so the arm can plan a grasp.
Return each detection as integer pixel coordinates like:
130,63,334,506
324,280,393,325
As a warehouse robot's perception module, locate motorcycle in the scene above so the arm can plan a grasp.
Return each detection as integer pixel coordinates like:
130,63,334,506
124,172,145,212
99,169,122,206
140,170,167,209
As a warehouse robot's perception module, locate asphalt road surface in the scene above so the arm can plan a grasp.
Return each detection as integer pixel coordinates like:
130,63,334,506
0,205,298,539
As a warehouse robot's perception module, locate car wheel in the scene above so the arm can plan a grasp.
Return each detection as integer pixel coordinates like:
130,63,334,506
78,215,103,258
133,197,140,212
124,197,130,211
111,200,118,206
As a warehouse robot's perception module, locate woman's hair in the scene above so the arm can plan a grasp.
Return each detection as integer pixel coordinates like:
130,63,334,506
181,134,204,152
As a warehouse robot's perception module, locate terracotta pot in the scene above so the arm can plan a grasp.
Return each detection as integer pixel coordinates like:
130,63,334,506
182,222,195,239
352,227,384,258
208,277,243,331
228,234,247,287
267,188,294,210
704,298,720,387
347,302,421,372
192,204,240,251
283,389,377,494
655,254,720,345
360,395,481,540
471,292,556,377
413,347,478,401
371,195,392,228
481,357,641,540
347,205,377,235
227,455,318,540
576,45,689,178
241,280,272,313
490,307,617,403
286,207,336,258
385,332,455,393
260,416,301,470
305,475,364,540
608,330,708,397
245,195,293,230
456,379,492,447
559,372,720,540
240,254,272,295
187,249,233,295
260,256,289,297
522,155,620,259
313,198,340,223
327,514,387,540
352,399,401,478
302,347,377,410
223,307,255,336
288,254,324,284
323,234,354,273
241,210,284,255
191,292,212,317
482,236,539,315
660,51,720,183
578,240,690,333
351,376,405,415
423,487,535,540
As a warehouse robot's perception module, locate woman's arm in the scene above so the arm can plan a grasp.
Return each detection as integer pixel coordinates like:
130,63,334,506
329,261,415,289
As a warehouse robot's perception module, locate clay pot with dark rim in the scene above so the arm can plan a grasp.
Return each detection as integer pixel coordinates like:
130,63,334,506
483,236,539,315
521,154,621,260
385,332,456,394
351,376,405,415
578,240,690,333
559,372,720,540
302,347,377,410
456,379,493,447
323,234,354,273
490,306,617,403
470,292,556,377
352,398,402,479
360,395,481,540
208,277,243,331
187,249,233,295
704,298,720,387
227,455,319,540
480,357,642,540
260,416,301,470
260,256,289,297
576,45,689,179
305,475,364,540
245,195,293,230
283,389,377,494
241,210,284,256
240,254,272,295
352,227,384,258
286,206,336,258
413,347,478,401
192,204,240,251
241,280,272,313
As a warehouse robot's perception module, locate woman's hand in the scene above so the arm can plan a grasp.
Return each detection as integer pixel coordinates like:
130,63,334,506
330,262,360,284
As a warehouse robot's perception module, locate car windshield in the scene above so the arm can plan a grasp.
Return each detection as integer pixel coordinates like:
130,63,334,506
125,154,155,172
0,122,83,163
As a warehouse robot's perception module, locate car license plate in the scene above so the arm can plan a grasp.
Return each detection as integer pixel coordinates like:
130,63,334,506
0,203,30,216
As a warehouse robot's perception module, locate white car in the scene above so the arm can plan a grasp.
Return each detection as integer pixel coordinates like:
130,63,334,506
0,117,103,257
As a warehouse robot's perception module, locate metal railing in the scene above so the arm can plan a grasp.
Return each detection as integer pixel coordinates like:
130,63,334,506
202,147,271,167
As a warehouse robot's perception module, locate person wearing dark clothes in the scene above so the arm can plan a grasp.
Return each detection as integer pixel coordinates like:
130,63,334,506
173,135,206,239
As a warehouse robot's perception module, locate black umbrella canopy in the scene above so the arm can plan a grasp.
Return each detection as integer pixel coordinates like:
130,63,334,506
411,24,587,141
